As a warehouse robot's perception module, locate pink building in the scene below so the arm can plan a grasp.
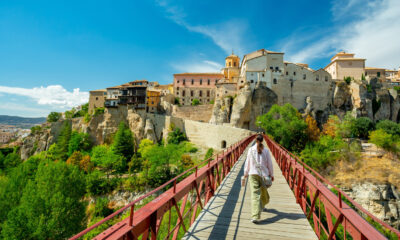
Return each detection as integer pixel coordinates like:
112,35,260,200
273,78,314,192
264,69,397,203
173,73,223,106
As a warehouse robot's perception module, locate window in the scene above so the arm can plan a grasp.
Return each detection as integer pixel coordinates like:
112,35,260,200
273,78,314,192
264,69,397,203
199,90,202,97
208,79,210,85
96,97,98,100
177,87,179,91
290,81,293,87
221,140,227,148
273,78,277,84
225,91,228,94
207,90,210,97
151,101,154,104
234,62,236,67
183,79,185,85
325,76,328,81
229,62,231,67
200,79,202,85
177,80,180,84
316,76,319,81
191,79,194,85
182,90,185,97
286,71,288,75
270,66,273,70
251,80,254,83
241,81,244,83
377,72,381,77
294,72,296,76
303,74,306,80
251,73,254,76
191,91,193,97
262,73,265,77
275,67,279,71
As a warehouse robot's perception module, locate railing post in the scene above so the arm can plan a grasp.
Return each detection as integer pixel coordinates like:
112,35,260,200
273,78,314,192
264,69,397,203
338,192,342,208
129,204,135,226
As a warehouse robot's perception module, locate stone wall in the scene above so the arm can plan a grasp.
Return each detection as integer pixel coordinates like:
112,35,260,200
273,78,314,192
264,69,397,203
172,104,213,122
147,114,255,150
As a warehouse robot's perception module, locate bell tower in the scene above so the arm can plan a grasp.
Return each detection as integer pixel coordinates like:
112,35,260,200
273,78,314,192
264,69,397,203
224,51,240,82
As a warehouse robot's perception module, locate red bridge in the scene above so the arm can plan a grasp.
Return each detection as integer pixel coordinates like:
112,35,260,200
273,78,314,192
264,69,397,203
71,134,400,240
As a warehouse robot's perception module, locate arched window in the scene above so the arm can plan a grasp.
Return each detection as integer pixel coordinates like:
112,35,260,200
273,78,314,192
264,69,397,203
221,140,227,148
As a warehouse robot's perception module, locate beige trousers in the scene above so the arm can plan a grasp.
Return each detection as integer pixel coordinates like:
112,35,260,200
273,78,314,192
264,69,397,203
249,174,270,219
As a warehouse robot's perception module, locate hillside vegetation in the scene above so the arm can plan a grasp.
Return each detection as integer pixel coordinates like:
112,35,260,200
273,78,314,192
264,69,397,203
0,110,207,239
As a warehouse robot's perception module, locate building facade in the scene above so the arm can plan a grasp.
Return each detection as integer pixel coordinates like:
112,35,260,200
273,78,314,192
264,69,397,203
88,89,106,113
173,73,223,106
324,52,366,80
105,85,122,108
119,80,147,109
238,49,333,111
147,90,161,113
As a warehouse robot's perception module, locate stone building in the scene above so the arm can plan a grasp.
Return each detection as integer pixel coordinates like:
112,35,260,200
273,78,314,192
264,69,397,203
215,53,241,99
0,132,14,144
324,52,366,80
173,73,223,106
386,68,400,85
88,89,106,113
237,49,333,112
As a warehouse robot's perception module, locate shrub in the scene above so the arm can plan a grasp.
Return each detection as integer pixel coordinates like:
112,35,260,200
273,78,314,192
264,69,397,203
94,107,105,116
209,99,215,104
394,86,400,93
191,99,200,106
376,120,400,136
351,117,375,139
94,198,113,217
369,129,399,154
30,125,42,135
174,97,180,105
366,84,372,93
301,135,345,171
305,115,320,141
344,76,352,85
47,112,61,122
84,113,91,123
167,128,188,145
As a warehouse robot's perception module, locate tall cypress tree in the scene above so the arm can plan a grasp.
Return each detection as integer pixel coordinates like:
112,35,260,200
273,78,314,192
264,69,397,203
55,121,72,161
112,122,134,161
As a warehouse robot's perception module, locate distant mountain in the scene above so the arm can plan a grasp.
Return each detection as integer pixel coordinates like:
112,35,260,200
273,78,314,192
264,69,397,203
0,115,46,129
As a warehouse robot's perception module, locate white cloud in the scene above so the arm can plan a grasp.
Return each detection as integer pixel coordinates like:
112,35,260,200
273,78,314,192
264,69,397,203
155,0,248,56
171,60,223,73
283,0,400,69
0,85,89,109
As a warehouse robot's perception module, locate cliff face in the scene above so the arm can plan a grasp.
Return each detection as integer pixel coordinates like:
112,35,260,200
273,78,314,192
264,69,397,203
21,106,158,160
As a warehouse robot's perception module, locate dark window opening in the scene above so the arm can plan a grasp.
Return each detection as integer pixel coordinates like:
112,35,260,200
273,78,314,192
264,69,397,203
199,91,202,97
208,79,210,85
234,62,236,67
377,72,381,77
275,67,279,71
183,79,185,85
191,91,193,97
273,78,277,84
182,90,185,97
303,74,306,80
294,72,296,75
251,80,254,83
286,71,288,75
270,66,273,70
200,79,202,85
221,140,227,148
325,76,328,81
207,91,210,97
191,79,194,85
262,73,265,77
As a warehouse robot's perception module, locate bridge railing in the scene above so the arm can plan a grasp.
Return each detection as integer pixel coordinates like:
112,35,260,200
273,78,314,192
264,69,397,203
70,134,255,240
264,134,400,240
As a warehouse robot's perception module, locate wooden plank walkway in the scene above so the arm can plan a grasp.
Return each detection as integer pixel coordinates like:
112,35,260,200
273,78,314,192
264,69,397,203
183,143,317,240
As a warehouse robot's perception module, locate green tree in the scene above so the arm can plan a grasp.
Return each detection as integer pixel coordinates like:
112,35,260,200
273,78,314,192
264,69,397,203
376,120,400,136
3,153,22,169
54,121,72,161
47,112,62,122
68,131,92,156
167,128,188,144
92,145,126,175
344,76,352,85
351,117,375,139
66,151,83,166
256,104,308,152
112,122,134,161
0,151,4,170
0,156,41,224
1,161,86,239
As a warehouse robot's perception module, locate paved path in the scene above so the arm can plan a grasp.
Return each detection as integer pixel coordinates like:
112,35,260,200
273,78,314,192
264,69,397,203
182,143,317,240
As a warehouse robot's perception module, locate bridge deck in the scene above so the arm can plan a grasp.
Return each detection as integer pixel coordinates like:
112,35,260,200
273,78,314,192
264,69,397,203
183,144,317,240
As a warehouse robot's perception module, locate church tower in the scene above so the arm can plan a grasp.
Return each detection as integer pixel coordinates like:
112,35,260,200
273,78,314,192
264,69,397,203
223,51,240,83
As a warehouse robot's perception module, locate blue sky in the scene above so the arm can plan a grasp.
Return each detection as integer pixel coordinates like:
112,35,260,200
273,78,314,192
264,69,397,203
0,0,399,117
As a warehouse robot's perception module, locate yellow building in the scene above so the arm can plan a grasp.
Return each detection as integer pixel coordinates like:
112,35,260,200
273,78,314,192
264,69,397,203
147,90,161,113
223,53,240,83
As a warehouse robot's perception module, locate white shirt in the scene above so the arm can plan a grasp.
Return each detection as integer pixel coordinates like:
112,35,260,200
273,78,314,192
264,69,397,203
244,144,274,178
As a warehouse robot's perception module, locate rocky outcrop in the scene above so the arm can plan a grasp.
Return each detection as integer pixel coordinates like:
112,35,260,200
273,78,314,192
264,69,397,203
144,118,157,143
374,89,392,121
342,183,400,228
209,97,232,125
210,83,277,130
